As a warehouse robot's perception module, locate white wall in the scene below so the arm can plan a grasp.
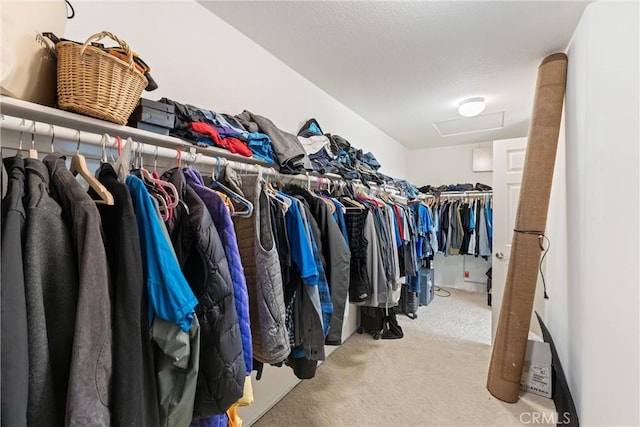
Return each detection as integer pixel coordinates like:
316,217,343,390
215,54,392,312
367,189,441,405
65,1,411,180
546,2,639,425
64,2,410,425
408,141,494,188
409,142,495,292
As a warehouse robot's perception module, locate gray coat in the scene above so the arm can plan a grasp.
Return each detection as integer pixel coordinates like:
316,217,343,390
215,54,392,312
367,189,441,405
235,110,309,173
44,153,112,427
234,172,290,364
23,158,78,426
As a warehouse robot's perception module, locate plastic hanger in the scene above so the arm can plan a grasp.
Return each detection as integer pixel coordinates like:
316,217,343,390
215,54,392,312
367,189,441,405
133,142,177,221
49,124,55,154
314,179,336,214
209,157,253,218
273,189,296,214
263,175,291,211
113,136,132,182
70,131,114,205
148,145,179,210
340,195,367,211
28,123,38,159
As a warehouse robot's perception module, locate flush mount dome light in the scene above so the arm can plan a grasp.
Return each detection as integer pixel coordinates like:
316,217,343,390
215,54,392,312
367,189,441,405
458,97,486,117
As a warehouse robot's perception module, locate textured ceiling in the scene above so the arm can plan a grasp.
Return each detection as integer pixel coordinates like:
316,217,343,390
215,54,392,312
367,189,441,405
200,1,589,150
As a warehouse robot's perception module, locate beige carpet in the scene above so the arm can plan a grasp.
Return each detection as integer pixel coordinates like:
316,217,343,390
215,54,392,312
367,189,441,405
253,289,556,426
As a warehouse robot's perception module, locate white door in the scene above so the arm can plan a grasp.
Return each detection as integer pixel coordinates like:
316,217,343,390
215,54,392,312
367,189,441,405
491,137,527,343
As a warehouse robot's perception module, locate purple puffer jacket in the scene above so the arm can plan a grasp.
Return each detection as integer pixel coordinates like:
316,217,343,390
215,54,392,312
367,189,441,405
190,413,228,427
183,168,253,373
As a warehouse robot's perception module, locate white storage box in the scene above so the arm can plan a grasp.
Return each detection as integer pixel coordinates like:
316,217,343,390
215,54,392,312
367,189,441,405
520,340,552,398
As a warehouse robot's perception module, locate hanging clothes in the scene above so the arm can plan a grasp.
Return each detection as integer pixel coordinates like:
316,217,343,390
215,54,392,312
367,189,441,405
233,173,290,364
401,204,419,277
282,185,350,345
94,164,160,427
468,200,477,255
486,198,493,252
364,209,387,306
161,167,245,417
449,200,463,255
423,195,492,258
298,197,333,338
274,191,324,366
1,155,29,427
286,195,331,379
183,168,253,374
344,207,371,302
44,153,112,426
22,158,78,426
384,203,402,303
183,168,254,427
477,199,492,257
459,202,471,255
127,174,200,427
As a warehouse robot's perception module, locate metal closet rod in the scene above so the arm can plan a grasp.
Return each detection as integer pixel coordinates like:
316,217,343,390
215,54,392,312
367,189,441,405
439,191,493,197
417,191,493,199
0,114,339,187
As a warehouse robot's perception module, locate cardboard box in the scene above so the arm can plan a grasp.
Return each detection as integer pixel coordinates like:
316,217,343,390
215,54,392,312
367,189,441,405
520,340,552,398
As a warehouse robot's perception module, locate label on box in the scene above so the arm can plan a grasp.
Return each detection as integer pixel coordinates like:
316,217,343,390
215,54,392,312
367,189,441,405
520,340,552,398
521,362,552,398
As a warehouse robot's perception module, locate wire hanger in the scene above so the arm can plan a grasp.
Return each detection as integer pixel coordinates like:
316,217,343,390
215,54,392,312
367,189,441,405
153,145,158,172
100,133,110,163
49,125,55,153
209,156,253,218
18,131,24,156
70,130,114,205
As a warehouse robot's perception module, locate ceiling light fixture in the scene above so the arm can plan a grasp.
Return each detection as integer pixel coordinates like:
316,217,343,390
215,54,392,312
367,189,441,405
458,97,486,117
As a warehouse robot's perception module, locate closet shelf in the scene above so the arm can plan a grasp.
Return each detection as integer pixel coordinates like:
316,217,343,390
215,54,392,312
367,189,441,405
0,95,271,167
1,96,346,186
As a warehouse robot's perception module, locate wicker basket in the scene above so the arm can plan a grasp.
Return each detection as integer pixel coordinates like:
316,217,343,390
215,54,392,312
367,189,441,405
56,31,148,125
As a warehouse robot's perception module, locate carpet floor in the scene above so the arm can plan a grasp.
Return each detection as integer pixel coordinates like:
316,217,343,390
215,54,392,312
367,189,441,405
253,289,556,426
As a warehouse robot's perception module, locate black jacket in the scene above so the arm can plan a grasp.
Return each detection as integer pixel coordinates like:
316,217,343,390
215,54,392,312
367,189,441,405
94,164,160,426
161,168,245,417
1,155,29,426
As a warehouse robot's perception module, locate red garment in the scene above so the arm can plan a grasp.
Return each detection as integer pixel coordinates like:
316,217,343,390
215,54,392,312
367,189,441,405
190,122,253,157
